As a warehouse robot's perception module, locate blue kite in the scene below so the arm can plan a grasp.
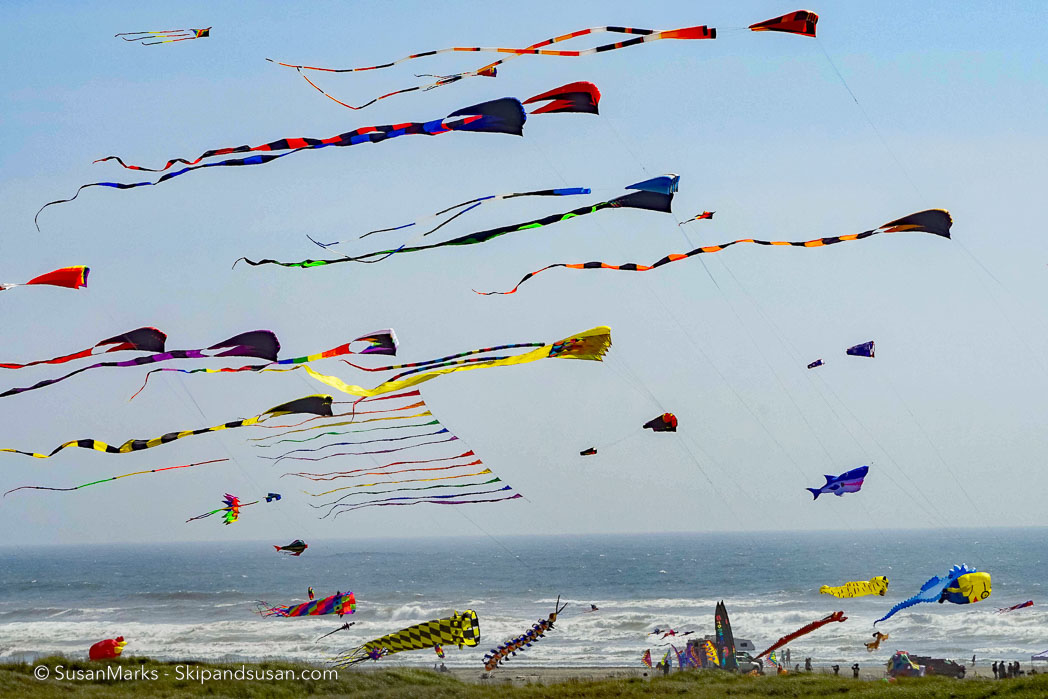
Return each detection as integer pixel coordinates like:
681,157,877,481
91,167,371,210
807,466,868,500
876,564,992,624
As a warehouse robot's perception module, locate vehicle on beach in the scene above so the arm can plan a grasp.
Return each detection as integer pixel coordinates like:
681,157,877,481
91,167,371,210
908,655,966,678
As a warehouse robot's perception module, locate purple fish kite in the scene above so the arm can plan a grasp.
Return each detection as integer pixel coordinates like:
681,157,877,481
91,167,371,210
807,465,869,500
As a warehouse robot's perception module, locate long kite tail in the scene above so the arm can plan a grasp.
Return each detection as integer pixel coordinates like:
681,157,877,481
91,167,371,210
3,459,228,497
269,25,712,110
476,209,954,295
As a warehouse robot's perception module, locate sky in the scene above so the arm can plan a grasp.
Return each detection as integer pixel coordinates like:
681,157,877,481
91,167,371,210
1,1,1047,545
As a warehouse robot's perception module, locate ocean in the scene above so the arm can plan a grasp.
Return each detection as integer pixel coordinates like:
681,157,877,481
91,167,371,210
0,529,1045,669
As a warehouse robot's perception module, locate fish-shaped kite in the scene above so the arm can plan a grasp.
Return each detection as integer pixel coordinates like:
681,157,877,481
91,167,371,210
275,539,308,556
807,466,868,500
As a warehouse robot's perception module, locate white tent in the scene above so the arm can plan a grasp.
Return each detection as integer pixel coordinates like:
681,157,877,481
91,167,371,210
1032,649,1048,661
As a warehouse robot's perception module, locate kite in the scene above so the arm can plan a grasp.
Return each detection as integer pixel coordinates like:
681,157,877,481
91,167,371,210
865,632,889,652
310,187,592,251
701,640,720,668
1,327,166,370
807,359,824,369
269,25,714,110
234,177,675,269
308,587,315,601
483,599,566,671
275,540,308,556
334,609,480,667
807,465,869,499
258,591,356,618
641,649,653,668
997,600,1033,613
0,266,89,293
643,413,678,433
1,329,280,398
116,28,211,45
316,622,355,643
820,576,889,598
586,605,599,613
647,628,666,636
2,458,228,498
130,329,398,398
714,601,739,671
36,83,598,228
679,211,714,225
756,611,847,658
580,447,597,456
296,325,612,399
434,646,445,659
875,564,991,624
476,209,953,295
846,341,875,358
0,394,332,459
748,11,818,37
89,636,127,660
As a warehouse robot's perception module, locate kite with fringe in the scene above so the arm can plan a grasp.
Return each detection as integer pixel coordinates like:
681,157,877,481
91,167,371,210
483,598,566,671
756,611,847,658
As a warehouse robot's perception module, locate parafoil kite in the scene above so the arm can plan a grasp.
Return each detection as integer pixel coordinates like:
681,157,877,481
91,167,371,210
130,329,398,399
35,83,598,229
0,266,89,293
1,329,279,398
715,601,739,671
997,600,1033,613
333,609,480,667
819,576,889,598
3,458,228,498
0,394,332,459
275,540,308,556
748,11,818,37
756,611,847,658
1,327,165,370
846,341,875,358
258,591,356,618
679,211,714,225
807,465,869,499
643,413,678,432
116,28,211,45
875,564,991,624
476,210,953,295
270,12,815,111
483,599,566,671
865,632,889,652
89,636,127,660
234,176,675,269
186,492,282,524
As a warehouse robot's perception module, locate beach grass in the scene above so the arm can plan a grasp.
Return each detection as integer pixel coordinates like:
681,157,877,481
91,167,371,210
3,657,1048,698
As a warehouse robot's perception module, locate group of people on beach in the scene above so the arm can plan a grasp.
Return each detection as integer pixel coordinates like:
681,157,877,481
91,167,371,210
992,660,1031,679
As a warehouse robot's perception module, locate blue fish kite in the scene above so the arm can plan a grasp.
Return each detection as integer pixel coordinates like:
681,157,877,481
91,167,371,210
806,466,868,500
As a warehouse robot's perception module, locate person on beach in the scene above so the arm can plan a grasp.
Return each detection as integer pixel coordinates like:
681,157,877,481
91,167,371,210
805,657,812,672
851,663,860,678
832,664,840,676
992,661,998,678
785,648,791,665
794,664,800,673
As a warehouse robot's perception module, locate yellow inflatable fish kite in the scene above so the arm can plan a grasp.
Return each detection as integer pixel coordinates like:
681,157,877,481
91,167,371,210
819,576,889,598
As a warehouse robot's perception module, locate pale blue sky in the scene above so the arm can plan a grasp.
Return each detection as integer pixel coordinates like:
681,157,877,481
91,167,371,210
1,1,1047,544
